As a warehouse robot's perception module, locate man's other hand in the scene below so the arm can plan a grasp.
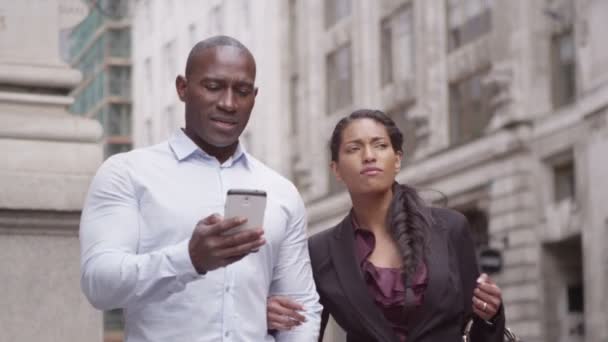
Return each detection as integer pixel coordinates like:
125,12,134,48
267,296,306,331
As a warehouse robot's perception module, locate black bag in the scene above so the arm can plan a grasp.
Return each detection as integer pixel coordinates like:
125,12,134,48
461,317,521,342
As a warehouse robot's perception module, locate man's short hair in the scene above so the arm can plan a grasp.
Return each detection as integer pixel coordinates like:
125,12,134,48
185,35,254,76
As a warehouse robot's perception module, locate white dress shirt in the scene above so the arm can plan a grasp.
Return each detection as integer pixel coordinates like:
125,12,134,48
80,129,322,342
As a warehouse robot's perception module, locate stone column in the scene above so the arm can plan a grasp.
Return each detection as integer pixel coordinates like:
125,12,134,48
488,155,542,342
0,1,104,341
582,107,608,342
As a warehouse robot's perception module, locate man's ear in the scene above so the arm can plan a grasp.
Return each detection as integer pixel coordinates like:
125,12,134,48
395,151,403,173
176,75,187,101
253,87,258,98
330,161,343,183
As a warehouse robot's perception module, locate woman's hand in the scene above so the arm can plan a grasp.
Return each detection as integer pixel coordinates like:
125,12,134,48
267,296,306,331
472,273,502,321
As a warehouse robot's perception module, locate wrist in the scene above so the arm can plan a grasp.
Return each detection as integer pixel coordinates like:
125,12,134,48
188,244,207,275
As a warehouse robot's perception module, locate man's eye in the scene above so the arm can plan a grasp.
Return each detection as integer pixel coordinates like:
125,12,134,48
236,88,253,96
205,83,221,90
346,146,360,153
376,143,389,149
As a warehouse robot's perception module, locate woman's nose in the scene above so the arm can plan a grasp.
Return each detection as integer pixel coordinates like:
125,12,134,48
362,146,376,162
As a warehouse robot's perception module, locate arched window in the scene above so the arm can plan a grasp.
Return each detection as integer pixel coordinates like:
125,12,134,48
461,208,489,250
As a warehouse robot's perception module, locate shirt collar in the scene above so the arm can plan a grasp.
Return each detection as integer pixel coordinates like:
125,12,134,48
168,128,249,168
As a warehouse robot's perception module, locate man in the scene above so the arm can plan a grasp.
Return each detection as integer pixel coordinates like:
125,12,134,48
80,35,321,341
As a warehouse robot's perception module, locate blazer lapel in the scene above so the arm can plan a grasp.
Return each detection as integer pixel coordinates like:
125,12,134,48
407,210,450,340
329,215,399,342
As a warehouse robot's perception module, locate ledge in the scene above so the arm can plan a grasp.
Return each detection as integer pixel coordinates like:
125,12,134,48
0,110,103,143
0,91,73,106
0,209,80,236
0,64,82,90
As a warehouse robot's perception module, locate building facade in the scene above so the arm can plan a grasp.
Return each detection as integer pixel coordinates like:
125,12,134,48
130,1,608,341
294,1,608,341
69,0,132,158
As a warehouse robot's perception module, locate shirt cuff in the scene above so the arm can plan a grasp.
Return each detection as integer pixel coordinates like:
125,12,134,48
166,239,202,283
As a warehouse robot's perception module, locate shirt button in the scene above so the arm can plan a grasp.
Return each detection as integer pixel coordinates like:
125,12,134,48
225,331,230,337
225,286,230,293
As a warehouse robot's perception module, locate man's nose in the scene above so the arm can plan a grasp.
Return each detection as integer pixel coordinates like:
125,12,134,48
218,88,237,112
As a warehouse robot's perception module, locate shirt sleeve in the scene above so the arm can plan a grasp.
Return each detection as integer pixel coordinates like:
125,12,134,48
270,191,322,341
79,155,200,311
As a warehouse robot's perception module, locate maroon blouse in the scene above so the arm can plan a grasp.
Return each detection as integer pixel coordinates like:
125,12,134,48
353,219,428,341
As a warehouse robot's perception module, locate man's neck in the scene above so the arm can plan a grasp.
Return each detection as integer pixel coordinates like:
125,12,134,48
182,129,238,164
350,189,393,234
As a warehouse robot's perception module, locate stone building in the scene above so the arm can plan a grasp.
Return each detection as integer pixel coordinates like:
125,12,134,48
294,1,608,341
131,1,608,341
0,1,103,341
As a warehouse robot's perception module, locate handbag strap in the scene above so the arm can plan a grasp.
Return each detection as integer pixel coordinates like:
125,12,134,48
462,318,474,342
462,317,521,342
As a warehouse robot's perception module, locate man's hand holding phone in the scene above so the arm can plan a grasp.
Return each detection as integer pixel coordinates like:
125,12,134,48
188,213,265,274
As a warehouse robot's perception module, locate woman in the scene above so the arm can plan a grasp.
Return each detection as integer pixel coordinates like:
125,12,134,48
267,109,505,341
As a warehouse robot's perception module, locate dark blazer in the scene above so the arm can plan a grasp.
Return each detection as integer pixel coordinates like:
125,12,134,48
309,207,505,342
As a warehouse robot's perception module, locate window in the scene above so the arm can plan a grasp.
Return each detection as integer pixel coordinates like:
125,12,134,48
164,105,176,137
209,5,223,34
106,104,132,137
106,143,132,157
144,0,153,32
144,57,153,95
388,109,417,160
380,18,393,85
325,0,351,29
449,69,492,145
101,0,128,19
108,66,131,97
462,208,489,250
567,284,584,313
290,75,299,134
76,73,104,114
326,44,353,114
93,74,104,103
163,40,177,86
381,6,414,86
288,0,298,62
188,23,198,47
108,29,130,58
145,117,154,146
553,161,575,202
551,30,576,108
447,0,493,52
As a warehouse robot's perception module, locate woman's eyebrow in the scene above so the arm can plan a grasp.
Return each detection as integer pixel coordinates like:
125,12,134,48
343,136,386,144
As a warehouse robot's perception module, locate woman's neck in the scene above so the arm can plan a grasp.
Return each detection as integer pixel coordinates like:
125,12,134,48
350,188,393,234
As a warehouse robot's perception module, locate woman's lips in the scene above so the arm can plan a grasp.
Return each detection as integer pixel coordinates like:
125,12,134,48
360,167,383,176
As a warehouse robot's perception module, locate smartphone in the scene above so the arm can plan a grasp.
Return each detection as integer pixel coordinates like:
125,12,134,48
223,189,267,234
